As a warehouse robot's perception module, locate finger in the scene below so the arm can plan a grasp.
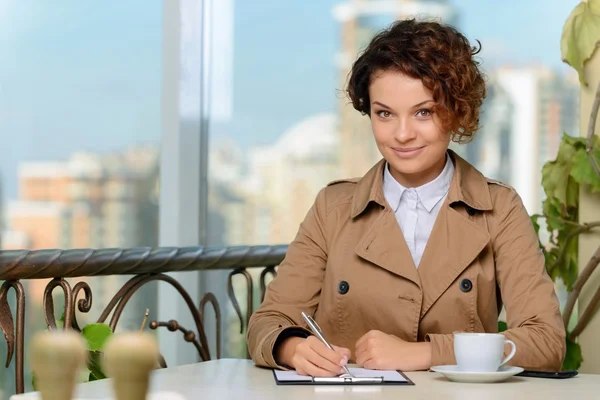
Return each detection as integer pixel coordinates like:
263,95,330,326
363,358,378,370
355,332,369,350
306,345,346,374
296,357,341,377
355,336,366,353
296,367,307,376
332,345,351,360
354,338,369,361
355,330,380,350
355,349,369,366
307,338,347,367
355,342,371,365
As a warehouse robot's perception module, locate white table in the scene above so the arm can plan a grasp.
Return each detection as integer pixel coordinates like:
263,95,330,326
11,359,600,400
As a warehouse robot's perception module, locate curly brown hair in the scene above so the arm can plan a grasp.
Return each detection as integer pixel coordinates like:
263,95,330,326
346,19,486,143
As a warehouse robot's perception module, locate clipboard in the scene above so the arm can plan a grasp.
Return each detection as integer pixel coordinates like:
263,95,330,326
272,368,415,386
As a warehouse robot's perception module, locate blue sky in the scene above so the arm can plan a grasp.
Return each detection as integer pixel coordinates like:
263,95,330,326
0,0,581,200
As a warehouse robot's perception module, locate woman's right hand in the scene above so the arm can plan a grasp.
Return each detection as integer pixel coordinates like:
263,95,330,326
276,336,351,376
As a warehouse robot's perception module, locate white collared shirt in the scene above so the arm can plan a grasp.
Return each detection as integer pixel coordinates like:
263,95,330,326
382,155,455,268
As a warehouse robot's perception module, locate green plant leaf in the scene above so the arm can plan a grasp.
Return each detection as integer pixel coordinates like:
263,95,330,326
566,175,580,208
545,247,560,280
563,337,583,371
541,136,581,210
561,0,600,85
553,224,580,291
542,198,566,231
88,351,107,381
542,162,571,208
566,235,579,291
571,148,595,184
81,323,113,352
561,133,586,147
497,320,507,332
530,214,542,235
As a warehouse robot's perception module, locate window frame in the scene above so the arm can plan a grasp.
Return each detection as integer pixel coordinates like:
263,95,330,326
158,0,211,366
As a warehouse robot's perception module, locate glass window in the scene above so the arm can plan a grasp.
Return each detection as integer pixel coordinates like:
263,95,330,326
0,1,161,393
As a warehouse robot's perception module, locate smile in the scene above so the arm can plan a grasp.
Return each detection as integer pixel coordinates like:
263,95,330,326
391,146,425,159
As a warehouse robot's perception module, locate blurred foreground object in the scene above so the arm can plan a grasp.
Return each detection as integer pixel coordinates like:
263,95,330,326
103,332,160,400
30,330,88,400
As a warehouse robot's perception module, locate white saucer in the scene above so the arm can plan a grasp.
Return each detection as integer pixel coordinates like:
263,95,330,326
430,365,524,383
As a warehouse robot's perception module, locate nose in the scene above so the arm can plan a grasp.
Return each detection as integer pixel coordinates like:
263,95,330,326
394,118,417,143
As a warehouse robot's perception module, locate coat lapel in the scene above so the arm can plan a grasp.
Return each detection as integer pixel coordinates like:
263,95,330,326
351,159,420,287
417,203,490,317
355,208,421,287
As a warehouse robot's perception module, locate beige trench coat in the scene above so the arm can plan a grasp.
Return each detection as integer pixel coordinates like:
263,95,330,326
247,150,566,371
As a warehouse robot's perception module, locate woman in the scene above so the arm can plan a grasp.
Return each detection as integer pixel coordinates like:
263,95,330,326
246,18,566,376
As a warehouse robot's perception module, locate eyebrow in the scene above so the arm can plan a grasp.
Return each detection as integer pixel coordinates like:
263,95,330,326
372,100,434,109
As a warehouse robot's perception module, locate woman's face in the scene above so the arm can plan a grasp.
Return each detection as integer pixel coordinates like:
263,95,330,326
368,70,451,188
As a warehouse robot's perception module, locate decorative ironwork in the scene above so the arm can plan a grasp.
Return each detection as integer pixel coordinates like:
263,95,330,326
0,245,287,395
198,293,221,359
260,266,277,303
148,319,205,362
43,278,73,329
227,268,253,335
0,281,25,394
71,281,93,332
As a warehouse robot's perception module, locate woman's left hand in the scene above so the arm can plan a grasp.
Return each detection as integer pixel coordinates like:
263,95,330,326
354,330,432,371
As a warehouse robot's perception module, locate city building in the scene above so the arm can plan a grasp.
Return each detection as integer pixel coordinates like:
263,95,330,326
492,66,579,213
450,76,514,183
5,146,160,331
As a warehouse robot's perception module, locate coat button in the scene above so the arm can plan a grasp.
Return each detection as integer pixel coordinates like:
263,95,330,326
460,279,472,292
338,281,349,295
466,206,476,216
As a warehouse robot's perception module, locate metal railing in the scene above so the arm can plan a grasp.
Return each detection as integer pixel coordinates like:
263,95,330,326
0,245,287,394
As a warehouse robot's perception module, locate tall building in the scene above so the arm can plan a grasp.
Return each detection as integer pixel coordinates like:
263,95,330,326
451,76,514,183
5,147,160,331
332,0,458,178
538,69,579,166
491,66,579,213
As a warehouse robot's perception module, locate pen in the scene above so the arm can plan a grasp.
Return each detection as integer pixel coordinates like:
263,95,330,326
301,311,352,376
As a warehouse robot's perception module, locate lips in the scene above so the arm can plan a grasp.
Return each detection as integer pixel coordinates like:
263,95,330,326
391,146,425,159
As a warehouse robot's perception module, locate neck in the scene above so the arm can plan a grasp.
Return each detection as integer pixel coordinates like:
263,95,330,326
390,155,447,188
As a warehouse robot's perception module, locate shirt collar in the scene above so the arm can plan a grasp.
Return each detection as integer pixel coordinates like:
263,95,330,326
350,150,492,219
382,163,406,213
382,154,455,213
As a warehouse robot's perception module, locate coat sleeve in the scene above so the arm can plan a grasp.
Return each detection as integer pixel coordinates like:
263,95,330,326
427,189,566,371
246,187,330,369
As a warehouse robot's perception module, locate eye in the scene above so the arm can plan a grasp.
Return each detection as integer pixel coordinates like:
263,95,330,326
416,109,431,118
376,110,392,118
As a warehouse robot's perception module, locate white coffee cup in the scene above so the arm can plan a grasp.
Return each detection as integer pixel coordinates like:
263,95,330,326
453,332,516,372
